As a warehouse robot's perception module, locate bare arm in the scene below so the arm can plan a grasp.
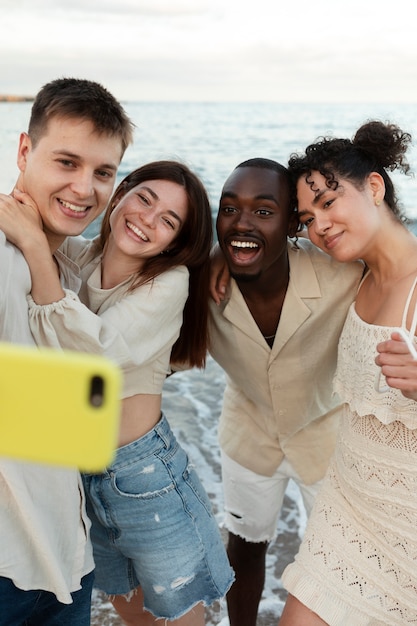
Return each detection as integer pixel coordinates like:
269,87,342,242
209,242,230,305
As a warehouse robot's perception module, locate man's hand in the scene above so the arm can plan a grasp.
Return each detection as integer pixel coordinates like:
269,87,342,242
209,242,230,305
376,330,417,400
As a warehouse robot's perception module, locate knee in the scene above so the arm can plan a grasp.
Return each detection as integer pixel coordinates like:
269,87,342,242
227,533,268,561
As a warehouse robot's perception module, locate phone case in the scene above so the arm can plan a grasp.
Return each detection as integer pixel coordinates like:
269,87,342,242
0,341,121,471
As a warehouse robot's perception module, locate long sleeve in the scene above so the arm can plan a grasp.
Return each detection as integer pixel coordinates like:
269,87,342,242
28,266,189,398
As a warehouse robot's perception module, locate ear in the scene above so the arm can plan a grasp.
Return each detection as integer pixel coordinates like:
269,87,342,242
110,181,129,209
368,172,385,205
287,211,299,238
17,132,32,173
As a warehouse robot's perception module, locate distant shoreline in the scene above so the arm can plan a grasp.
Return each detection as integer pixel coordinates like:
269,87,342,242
0,95,34,102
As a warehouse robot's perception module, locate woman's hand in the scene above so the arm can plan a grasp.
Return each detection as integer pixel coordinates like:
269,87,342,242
0,189,64,304
209,242,230,305
376,331,417,400
0,189,44,251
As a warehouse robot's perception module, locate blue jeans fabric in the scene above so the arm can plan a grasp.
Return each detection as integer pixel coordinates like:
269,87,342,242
83,414,234,620
0,572,94,626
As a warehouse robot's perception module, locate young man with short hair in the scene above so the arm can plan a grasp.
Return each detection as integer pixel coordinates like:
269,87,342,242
0,77,134,626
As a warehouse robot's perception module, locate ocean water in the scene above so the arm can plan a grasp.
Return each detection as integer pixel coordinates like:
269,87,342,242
2,101,417,224
2,101,417,625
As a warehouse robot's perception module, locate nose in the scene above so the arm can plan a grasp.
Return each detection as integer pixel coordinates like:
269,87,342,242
140,207,157,228
234,210,254,232
313,212,331,236
70,171,94,198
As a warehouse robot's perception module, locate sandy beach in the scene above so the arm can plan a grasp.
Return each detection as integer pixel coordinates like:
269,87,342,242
90,356,305,625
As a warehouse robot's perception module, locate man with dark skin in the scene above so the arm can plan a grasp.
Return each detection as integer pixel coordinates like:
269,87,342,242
208,158,363,625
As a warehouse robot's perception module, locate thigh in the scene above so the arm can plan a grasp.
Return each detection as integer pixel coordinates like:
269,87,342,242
0,573,93,626
0,577,39,626
110,441,218,574
26,572,94,626
221,451,289,542
107,437,233,617
298,478,323,516
84,480,138,596
279,594,329,625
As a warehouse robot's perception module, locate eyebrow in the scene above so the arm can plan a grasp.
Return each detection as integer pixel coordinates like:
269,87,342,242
297,188,327,218
311,188,327,205
51,149,118,172
141,186,184,226
220,191,238,200
220,191,279,203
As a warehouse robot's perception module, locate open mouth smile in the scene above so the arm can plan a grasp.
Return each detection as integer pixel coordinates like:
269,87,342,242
230,240,259,249
126,221,149,242
59,199,91,215
228,239,261,264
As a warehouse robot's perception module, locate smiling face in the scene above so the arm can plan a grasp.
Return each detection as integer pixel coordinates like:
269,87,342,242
296,170,382,263
108,179,188,267
17,115,123,250
216,165,294,282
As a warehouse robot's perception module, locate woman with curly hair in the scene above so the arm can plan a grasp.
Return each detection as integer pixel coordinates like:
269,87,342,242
279,121,417,625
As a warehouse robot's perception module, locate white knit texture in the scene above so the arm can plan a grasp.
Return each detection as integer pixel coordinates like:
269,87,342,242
282,305,417,625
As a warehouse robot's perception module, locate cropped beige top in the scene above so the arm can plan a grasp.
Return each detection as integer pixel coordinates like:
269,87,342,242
28,236,189,399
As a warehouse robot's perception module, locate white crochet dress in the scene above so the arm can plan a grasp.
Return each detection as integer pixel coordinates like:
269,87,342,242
282,296,417,625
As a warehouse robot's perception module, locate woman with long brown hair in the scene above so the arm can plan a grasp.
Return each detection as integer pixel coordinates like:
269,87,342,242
2,160,234,625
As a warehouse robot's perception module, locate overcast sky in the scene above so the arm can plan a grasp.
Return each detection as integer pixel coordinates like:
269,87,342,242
1,0,416,103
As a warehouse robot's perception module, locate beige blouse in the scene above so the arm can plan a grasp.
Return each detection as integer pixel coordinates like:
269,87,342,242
28,236,189,399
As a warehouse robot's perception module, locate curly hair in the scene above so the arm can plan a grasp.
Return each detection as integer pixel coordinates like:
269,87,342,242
288,120,413,223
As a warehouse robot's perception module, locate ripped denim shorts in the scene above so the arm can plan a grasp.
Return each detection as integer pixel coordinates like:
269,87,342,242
82,413,234,620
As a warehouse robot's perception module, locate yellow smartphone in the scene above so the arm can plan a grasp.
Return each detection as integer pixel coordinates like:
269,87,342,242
0,342,121,471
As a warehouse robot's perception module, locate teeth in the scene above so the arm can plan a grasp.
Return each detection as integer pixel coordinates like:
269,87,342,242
60,199,88,213
127,221,148,241
231,240,259,249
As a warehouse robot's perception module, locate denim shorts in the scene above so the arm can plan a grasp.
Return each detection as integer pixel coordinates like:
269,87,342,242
83,414,234,620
